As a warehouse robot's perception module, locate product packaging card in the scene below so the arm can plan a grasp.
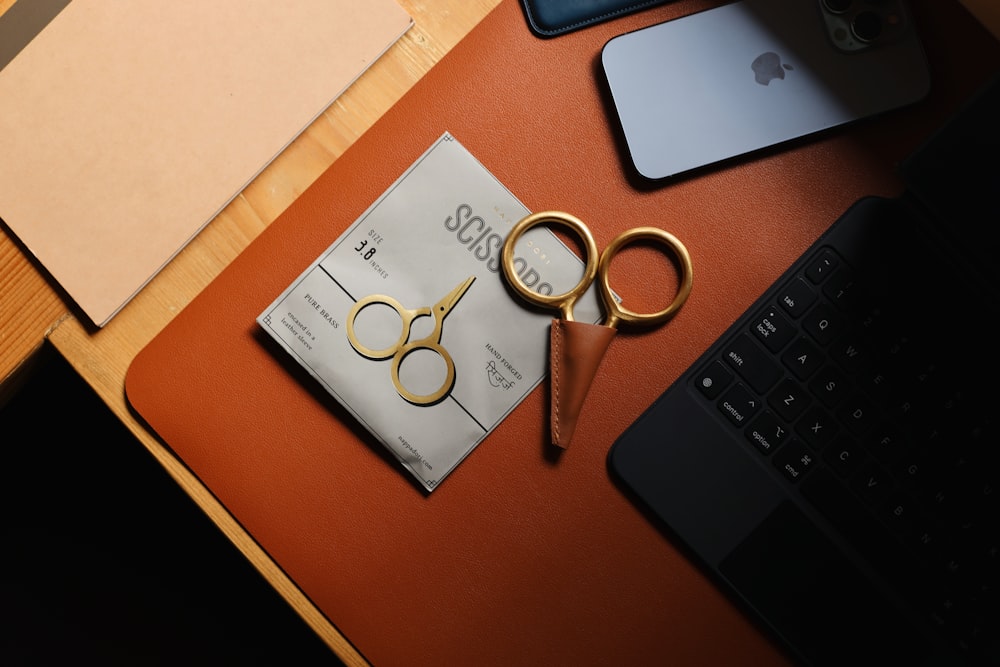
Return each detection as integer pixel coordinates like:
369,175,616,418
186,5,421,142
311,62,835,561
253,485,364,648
258,134,600,491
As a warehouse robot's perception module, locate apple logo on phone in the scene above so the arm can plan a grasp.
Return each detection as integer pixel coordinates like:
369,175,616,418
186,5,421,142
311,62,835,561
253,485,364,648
751,52,794,85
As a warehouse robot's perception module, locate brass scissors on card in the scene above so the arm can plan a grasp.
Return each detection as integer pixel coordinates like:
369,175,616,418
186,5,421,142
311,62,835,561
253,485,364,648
346,276,475,406
500,211,693,448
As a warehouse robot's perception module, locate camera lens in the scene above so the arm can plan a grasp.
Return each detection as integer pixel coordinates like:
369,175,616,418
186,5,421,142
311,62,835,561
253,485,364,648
851,10,883,42
822,0,853,13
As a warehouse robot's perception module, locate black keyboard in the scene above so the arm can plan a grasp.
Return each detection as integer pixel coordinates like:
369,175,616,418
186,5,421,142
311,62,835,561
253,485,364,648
690,241,999,661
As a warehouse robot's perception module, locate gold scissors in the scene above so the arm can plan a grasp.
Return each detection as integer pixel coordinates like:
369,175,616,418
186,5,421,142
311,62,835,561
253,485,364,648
346,276,475,406
500,211,693,447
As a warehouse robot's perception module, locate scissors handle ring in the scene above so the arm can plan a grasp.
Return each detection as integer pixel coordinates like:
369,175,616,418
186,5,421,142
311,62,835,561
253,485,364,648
346,293,419,360
390,341,455,406
598,226,694,329
500,211,599,322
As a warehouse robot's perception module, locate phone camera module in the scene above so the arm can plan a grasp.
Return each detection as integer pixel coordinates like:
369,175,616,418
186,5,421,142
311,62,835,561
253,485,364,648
851,11,883,42
818,0,908,53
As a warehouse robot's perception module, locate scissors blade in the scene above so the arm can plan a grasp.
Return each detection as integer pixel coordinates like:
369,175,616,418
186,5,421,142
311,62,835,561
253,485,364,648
433,276,476,319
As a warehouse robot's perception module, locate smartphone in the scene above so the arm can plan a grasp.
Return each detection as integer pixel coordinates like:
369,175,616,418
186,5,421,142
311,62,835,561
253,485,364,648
601,0,931,180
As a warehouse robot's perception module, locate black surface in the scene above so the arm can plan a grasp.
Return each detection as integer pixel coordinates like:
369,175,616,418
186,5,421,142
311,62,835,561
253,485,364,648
719,501,927,667
0,346,342,666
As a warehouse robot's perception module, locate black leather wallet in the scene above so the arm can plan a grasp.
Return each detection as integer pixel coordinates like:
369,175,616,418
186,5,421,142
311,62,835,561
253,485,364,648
519,0,671,37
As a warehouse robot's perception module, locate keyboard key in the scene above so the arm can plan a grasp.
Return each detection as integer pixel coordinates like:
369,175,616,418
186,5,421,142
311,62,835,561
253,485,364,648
809,364,850,408
824,435,868,479
751,308,795,353
823,267,859,311
694,360,733,400
796,405,839,451
803,302,843,346
907,519,944,565
852,461,895,508
781,337,824,380
723,334,781,393
853,302,886,334
864,422,905,465
717,384,762,427
882,491,918,537
805,248,839,284
894,454,929,493
745,411,790,455
829,333,872,375
777,277,817,318
773,440,818,482
768,378,811,422
837,393,878,436
855,364,897,406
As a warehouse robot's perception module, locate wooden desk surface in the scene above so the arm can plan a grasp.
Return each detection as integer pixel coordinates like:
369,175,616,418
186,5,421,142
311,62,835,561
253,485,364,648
1,0,996,664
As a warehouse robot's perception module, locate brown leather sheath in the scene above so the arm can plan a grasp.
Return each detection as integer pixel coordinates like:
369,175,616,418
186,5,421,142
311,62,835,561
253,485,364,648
550,319,617,447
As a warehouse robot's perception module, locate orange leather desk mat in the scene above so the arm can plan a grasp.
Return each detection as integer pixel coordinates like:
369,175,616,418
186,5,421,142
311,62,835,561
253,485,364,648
126,1,999,664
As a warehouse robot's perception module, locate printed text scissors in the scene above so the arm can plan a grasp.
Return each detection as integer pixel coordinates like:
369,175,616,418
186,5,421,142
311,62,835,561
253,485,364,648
501,211,693,447
346,276,476,406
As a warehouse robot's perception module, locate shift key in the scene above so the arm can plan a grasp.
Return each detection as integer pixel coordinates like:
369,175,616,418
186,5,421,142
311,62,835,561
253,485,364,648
723,334,781,393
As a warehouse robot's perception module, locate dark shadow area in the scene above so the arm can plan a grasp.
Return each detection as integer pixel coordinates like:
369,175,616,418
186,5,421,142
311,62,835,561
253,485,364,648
0,345,343,666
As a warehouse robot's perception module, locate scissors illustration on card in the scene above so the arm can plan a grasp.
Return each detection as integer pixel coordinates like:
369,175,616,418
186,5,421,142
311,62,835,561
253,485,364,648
347,276,476,406
501,211,693,448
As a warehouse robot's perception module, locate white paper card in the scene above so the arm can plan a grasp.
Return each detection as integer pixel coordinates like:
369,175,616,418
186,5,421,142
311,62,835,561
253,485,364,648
258,134,599,491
